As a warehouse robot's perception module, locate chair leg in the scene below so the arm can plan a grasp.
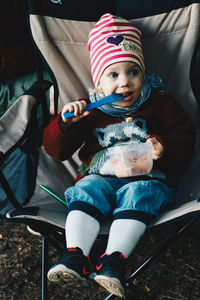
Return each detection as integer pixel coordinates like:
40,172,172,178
126,215,200,282
102,215,200,300
42,236,48,300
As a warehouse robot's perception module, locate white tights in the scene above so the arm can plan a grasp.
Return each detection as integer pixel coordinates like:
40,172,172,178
65,210,146,257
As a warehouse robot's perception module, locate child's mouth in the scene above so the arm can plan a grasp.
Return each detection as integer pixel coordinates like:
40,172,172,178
120,92,133,101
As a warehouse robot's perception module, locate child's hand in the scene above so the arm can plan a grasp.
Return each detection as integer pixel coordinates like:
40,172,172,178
146,137,164,160
61,100,89,123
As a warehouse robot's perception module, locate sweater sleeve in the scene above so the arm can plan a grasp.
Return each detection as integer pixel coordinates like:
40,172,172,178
153,95,196,172
43,113,89,161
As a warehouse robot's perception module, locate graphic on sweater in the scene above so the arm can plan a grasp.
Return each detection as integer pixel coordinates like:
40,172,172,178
94,118,148,148
81,118,149,176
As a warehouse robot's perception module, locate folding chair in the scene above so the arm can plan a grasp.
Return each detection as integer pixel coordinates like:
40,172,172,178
1,0,200,299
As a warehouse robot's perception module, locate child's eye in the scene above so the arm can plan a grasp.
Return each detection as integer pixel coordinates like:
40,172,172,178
109,72,118,78
129,69,139,77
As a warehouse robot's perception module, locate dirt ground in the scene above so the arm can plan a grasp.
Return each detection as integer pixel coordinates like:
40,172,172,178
0,217,200,300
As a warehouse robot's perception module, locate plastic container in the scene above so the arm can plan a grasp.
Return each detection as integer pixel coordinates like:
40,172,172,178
109,142,153,178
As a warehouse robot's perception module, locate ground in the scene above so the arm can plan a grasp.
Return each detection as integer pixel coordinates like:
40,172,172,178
0,217,200,300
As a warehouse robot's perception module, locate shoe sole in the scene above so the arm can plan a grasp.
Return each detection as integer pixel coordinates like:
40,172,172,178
94,275,125,298
47,264,87,289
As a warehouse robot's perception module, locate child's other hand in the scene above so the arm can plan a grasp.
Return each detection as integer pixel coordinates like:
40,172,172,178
146,137,164,160
61,100,89,123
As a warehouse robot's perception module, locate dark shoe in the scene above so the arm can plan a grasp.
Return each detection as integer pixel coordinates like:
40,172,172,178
93,252,126,298
47,247,90,288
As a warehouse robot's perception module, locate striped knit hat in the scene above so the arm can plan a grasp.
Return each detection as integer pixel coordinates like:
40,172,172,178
88,13,145,86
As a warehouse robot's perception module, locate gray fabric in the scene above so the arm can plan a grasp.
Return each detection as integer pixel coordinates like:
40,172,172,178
0,95,36,153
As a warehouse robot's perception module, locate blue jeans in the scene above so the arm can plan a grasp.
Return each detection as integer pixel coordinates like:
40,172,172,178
65,174,175,225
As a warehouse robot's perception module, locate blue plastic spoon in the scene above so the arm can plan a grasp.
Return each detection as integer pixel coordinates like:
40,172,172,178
63,93,126,119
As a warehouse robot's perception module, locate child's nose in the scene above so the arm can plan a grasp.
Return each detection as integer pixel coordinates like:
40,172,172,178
119,75,129,87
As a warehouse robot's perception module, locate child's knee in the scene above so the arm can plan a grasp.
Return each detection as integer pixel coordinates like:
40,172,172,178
64,175,115,217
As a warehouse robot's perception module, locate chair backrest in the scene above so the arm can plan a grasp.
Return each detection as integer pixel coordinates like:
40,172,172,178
29,3,200,116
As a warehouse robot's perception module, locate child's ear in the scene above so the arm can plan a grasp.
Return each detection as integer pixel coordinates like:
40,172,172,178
96,85,104,94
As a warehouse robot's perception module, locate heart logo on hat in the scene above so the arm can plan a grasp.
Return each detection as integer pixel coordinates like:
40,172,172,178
106,35,124,46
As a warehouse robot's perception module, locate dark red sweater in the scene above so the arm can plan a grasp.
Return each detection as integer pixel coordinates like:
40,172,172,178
43,90,195,188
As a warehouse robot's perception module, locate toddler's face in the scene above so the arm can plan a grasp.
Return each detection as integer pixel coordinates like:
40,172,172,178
99,62,143,108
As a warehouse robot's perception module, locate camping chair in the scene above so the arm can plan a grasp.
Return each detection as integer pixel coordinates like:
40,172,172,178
1,0,200,299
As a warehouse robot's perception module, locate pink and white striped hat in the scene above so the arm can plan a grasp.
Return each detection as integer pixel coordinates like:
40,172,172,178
88,13,145,86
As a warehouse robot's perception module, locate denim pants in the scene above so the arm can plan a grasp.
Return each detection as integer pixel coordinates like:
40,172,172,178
65,174,175,225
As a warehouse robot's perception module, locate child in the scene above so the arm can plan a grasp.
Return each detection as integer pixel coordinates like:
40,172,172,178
43,13,195,298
